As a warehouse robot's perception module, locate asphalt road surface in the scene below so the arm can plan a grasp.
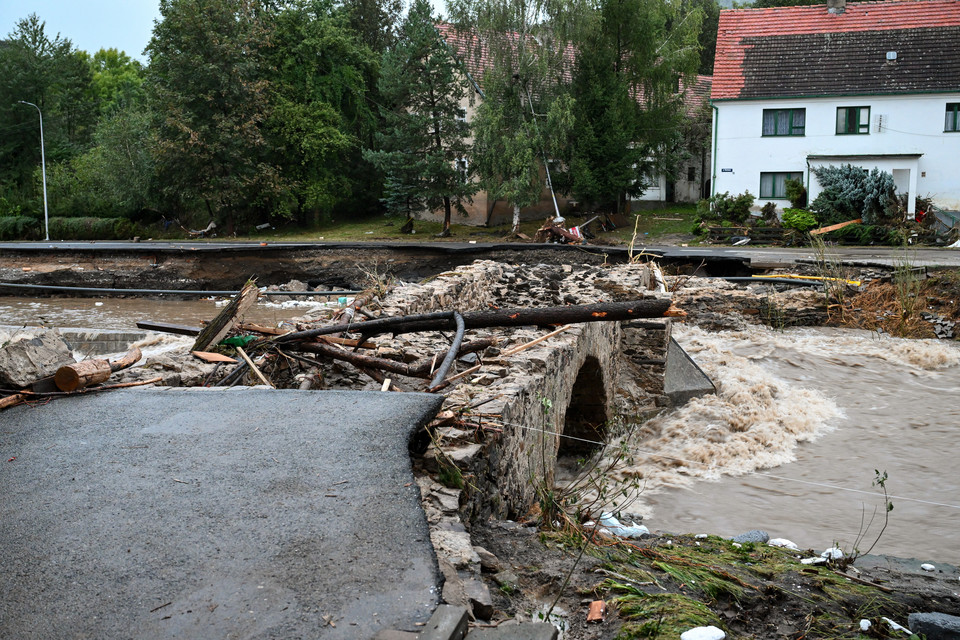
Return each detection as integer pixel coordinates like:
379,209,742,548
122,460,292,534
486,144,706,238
0,388,444,639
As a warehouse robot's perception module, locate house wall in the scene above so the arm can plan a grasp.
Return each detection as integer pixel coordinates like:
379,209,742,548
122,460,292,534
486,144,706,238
712,93,960,212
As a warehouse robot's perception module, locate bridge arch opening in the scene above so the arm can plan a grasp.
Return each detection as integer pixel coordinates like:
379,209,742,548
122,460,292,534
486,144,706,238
559,357,608,459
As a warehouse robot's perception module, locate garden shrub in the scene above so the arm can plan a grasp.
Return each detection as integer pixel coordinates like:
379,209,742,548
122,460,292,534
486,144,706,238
781,208,818,232
784,178,807,209
810,164,898,226
761,201,778,223
696,191,755,225
0,216,40,240
49,217,138,240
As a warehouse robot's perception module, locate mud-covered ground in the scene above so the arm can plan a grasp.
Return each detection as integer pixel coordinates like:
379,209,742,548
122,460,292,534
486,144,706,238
468,521,960,639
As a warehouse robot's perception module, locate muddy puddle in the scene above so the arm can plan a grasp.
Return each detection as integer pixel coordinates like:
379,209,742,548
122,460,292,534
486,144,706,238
616,325,960,563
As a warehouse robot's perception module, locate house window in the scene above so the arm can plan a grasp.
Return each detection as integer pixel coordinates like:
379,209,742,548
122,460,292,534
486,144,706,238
836,106,870,134
945,103,960,132
687,166,696,182
762,108,805,136
760,172,803,199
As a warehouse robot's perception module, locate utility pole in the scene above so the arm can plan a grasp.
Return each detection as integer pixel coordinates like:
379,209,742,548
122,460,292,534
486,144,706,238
17,101,50,241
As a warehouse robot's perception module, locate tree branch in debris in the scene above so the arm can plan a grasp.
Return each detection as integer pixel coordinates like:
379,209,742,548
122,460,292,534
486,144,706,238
272,299,674,345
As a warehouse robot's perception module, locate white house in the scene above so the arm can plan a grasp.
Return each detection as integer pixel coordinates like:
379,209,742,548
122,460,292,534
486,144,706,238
711,0,960,216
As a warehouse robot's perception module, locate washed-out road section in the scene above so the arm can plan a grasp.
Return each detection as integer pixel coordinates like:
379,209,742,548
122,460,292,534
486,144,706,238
0,388,444,639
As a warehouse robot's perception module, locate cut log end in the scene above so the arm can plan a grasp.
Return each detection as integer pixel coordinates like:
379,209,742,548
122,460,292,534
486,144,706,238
54,360,112,392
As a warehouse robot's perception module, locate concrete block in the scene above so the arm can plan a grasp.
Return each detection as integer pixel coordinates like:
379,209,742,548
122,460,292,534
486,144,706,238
664,337,716,405
466,622,559,639
421,604,470,640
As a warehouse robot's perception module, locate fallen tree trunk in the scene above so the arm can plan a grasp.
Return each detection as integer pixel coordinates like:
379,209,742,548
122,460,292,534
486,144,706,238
54,346,143,392
273,299,675,345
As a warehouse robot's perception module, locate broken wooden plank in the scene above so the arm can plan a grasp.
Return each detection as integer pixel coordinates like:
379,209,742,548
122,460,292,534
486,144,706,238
192,351,238,364
235,347,274,388
809,218,862,235
499,326,571,358
237,322,290,336
136,321,202,336
193,280,259,352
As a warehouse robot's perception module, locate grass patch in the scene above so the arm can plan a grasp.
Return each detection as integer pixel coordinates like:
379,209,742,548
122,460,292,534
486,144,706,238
613,592,723,639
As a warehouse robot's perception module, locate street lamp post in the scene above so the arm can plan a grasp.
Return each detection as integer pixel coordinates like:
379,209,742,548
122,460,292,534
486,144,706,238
17,101,50,241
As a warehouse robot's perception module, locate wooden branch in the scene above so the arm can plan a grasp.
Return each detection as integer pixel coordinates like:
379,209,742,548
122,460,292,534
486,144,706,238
236,347,275,388
500,326,571,358
136,321,202,336
427,364,482,393
110,346,142,372
274,299,674,344
0,394,26,411
296,342,433,379
238,322,290,336
318,336,378,350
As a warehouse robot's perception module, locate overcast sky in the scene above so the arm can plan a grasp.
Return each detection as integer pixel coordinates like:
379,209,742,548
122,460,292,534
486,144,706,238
1,0,448,63
1,1,161,61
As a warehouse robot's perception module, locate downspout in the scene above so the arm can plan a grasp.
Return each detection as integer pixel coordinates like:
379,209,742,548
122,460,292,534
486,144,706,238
805,158,812,206
711,103,719,200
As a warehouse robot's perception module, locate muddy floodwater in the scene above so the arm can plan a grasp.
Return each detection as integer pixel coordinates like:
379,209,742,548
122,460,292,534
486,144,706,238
626,325,960,564
0,296,329,332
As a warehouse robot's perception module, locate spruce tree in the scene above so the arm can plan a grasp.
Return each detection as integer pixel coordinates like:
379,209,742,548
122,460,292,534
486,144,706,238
364,0,474,236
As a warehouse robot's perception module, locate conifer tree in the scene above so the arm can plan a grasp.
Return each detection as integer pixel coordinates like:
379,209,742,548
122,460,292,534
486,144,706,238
364,0,475,236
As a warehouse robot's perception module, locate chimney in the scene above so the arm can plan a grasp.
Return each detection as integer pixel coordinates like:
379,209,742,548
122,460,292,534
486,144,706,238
827,0,846,14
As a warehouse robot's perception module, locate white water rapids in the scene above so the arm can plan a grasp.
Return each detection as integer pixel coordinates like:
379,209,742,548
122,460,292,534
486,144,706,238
610,324,960,563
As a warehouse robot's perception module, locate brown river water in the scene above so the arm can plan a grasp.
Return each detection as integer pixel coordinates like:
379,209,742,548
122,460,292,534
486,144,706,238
0,295,323,332
617,325,960,564
4,296,958,562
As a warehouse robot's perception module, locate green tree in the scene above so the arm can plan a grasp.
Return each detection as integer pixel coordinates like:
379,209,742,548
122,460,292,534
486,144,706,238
447,0,580,231
568,0,702,213
90,48,146,114
811,164,897,226
344,0,403,54
685,0,719,75
364,0,475,236
0,14,97,208
146,0,281,230
265,0,380,225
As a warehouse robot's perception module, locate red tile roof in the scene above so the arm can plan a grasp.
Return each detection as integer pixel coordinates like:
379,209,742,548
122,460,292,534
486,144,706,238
713,0,960,99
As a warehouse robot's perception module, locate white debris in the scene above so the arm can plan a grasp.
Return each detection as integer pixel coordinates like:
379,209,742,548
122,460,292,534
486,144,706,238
597,513,649,539
860,619,871,631
695,534,709,539
882,616,911,634
801,557,828,565
821,547,844,560
921,563,936,572
768,538,800,550
680,625,726,640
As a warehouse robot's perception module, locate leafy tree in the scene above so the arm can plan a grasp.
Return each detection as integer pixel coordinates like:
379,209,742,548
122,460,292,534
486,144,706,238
447,0,579,231
568,0,702,213
0,14,97,207
684,0,720,75
344,0,403,54
146,0,281,230
265,0,380,225
90,48,146,114
364,0,475,235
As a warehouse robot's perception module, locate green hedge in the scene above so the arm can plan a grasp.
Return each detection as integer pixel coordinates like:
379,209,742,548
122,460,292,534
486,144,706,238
48,217,138,240
0,216,41,240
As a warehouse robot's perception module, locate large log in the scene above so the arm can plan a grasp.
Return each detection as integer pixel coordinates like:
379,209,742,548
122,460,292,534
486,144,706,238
53,346,143,392
55,359,112,392
274,299,675,345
